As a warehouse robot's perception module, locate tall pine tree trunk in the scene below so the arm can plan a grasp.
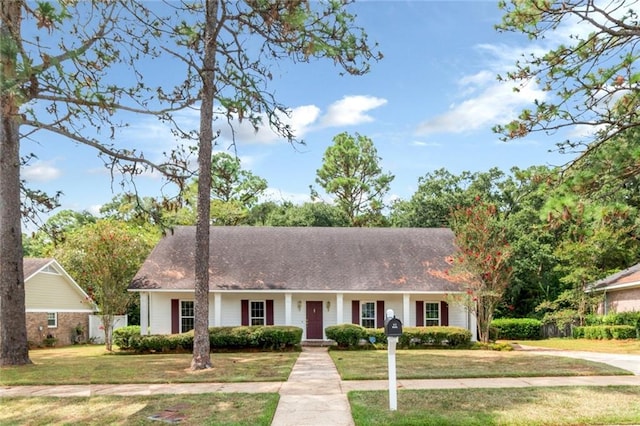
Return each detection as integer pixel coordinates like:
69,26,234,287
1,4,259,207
0,0,31,366
190,0,217,370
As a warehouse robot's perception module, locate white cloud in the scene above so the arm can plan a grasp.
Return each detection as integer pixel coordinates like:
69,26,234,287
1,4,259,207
260,187,310,205
320,95,388,128
416,78,546,135
21,160,62,182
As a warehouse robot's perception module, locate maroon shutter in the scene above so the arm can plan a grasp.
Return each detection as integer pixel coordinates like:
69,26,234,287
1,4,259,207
441,301,449,326
416,301,424,327
171,299,179,334
266,300,274,325
376,300,385,328
352,300,360,324
241,299,249,326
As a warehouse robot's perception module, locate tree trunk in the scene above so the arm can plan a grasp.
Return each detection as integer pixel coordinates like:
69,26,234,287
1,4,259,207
190,0,217,370
0,0,31,366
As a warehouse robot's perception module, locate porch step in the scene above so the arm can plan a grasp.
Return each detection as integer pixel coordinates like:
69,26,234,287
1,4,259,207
301,340,335,347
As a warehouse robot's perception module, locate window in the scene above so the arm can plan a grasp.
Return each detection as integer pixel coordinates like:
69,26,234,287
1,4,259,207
361,302,376,329
47,312,57,328
43,265,60,274
425,302,440,326
180,301,194,333
250,301,265,325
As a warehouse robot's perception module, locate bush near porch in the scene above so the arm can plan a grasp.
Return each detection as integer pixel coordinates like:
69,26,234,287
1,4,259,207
324,324,471,349
113,325,302,353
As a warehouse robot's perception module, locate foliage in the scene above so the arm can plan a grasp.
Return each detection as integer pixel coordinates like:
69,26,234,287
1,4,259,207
54,220,158,351
491,318,542,340
325,324,366,348
442,197,514,343
314,132,394,226
586,312,640,329
112,326,142,351
470,341,514,351
123,326,302,353
398,326,472,348
495,1,640,155
573,325,637,340
258,201,350,227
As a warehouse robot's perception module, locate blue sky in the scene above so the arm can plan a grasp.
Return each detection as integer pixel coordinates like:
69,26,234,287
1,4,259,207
21,1,575,223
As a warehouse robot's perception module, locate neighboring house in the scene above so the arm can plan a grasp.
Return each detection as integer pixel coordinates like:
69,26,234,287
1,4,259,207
24,258,97,346
129,226,477,342
589,263,640,314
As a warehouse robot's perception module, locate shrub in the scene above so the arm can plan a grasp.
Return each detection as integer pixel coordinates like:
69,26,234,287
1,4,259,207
364,328,388,346
325,324,366,348
123,326,302,353
398,326,471,348
113,326,142,350
491,318,542,340
574,325,637,340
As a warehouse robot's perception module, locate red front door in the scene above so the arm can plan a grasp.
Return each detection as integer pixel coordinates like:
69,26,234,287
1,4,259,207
306,301,323,339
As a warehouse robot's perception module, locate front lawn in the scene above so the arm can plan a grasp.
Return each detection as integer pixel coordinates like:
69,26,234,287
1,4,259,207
349,386,640,425
510,338,640,354
0,393,278,426
0,345,299,385
329,349,630,380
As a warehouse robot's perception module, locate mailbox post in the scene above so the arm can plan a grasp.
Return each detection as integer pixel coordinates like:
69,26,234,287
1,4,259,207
384,309,403,411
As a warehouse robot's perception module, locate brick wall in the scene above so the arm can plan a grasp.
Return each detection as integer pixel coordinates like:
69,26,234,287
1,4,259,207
26,312,90,347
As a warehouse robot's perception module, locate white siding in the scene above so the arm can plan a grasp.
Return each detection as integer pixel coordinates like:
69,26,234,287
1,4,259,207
26,273,92,312
141,291,476,339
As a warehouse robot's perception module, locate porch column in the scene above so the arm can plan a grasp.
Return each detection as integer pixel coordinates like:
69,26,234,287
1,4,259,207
140,292,149,335
402,293,411,326
336,293,344,324
469,306,478,342
214,293,222,326
285,293,292,325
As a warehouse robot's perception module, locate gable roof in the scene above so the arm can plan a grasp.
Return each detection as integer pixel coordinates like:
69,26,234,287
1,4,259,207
23,258,55,280
590,262,640,292
23,258,96,312
130,226,462,293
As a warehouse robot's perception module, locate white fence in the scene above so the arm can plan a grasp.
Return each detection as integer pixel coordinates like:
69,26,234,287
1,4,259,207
89,315,128,344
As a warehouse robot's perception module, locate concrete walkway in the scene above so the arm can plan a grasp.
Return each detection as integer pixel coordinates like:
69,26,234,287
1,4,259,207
271,347,353,426
2,346,640,425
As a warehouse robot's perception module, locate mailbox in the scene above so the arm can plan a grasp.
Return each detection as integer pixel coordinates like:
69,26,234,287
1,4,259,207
384,316,403,337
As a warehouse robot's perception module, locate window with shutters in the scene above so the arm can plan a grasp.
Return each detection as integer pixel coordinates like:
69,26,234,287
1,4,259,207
361,302,376,328
250,300,266,325
425,302,440,326
180,301,194,332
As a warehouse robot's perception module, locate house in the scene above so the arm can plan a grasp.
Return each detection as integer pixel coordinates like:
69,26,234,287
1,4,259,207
589,262,640,314
129,226,477,341
24,258,97,346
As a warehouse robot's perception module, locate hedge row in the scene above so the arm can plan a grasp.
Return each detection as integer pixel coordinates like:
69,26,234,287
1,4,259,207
324,324,471,349
113,325,302,353
572,325,637,340
585,312,640,328
491,318,542,340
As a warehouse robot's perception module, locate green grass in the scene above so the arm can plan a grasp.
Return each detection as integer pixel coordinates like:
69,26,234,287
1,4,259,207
0,345,299,385
0,393,279,426
349,386,640,425
509,338,640,354
329,349,630,380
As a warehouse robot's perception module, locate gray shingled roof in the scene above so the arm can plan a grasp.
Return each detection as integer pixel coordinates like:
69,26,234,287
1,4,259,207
130,226,461,293
591,262,640,291
23,258,54,280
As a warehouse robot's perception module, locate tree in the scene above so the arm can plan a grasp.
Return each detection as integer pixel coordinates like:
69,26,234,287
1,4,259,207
54,220,157,351
23,209,97,257
174,152,268,225
265,201,350,227
436,197,514,343
1,1,191,365
314,132,393,226
161,1,380,369
390,168,505,228
495,1,640,163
